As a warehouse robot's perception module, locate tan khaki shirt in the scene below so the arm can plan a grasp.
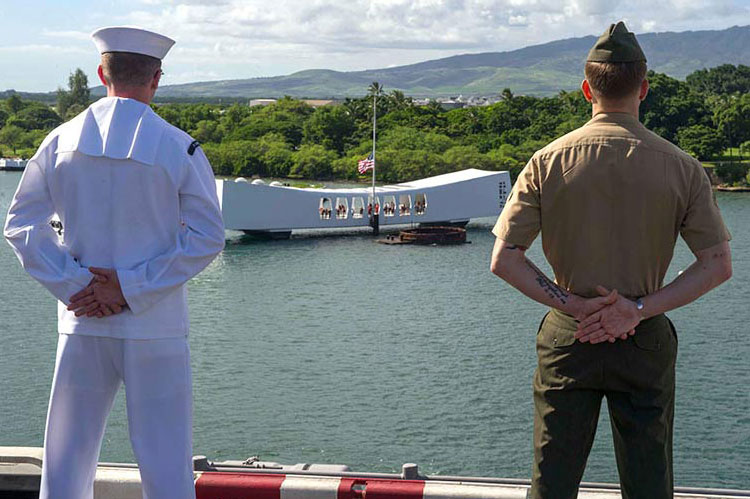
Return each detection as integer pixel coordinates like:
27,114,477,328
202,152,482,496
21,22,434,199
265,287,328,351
493,112,731,299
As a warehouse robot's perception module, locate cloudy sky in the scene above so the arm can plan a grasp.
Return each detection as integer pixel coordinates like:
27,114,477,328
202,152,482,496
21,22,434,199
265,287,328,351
2,0,750,92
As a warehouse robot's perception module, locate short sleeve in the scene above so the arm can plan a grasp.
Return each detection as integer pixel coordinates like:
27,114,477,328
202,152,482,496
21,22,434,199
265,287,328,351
492,157,541,247
680,162,731,252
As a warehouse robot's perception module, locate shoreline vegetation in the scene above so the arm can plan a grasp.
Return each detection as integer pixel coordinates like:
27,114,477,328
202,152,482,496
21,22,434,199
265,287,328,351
1,64,749,187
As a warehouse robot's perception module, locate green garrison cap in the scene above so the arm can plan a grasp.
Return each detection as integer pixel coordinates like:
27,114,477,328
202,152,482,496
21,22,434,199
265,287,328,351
587,21,646,63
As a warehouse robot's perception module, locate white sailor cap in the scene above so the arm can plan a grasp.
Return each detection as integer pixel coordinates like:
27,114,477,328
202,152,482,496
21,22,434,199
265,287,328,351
91,26,175,60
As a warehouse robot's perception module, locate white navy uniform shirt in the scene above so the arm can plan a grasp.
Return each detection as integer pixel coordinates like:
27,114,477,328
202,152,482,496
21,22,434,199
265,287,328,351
4,97,225,339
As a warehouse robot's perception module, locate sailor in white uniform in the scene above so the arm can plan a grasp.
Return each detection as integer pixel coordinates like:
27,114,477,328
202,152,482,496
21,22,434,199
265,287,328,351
4,26,225,499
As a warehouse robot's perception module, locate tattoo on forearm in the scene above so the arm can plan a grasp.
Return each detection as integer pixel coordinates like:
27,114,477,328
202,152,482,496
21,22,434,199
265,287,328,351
524,259,569,305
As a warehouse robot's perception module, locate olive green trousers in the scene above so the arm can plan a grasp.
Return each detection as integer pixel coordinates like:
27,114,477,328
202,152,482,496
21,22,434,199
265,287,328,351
530,309,677,499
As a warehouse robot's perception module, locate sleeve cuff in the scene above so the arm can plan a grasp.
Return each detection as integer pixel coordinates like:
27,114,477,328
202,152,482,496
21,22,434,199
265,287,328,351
491,223,536,248
117,268,146,315
61,259,93,305
683,230,732,253
68,262,93,289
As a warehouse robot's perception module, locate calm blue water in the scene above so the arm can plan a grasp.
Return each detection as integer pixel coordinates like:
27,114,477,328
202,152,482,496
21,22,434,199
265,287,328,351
0,171,748,489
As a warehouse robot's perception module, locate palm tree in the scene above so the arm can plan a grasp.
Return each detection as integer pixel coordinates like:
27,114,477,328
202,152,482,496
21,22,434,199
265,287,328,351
367,81,384,124
368,81,383,97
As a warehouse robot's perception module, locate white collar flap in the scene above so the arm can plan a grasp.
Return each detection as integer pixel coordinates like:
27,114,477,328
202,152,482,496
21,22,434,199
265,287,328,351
56,97,166,166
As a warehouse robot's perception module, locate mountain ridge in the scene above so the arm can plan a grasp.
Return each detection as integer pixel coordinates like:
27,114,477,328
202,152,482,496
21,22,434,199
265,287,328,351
12,25,750,101
146,25,750,99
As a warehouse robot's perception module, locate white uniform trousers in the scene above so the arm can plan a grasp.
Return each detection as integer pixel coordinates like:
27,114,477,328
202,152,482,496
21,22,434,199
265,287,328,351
40,333,196,499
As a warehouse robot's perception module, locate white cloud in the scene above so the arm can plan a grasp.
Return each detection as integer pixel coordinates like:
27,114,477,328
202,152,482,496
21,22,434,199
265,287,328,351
3,0,750,91
41,29,92,41
166,69,222,82
565,0,622,16
0,44,89,55
123,0,750,60
508,15,529,26
641,20,658,31
102,0,746,85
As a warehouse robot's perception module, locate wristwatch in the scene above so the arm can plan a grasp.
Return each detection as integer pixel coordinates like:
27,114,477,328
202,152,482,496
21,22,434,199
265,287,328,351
635,298,644,316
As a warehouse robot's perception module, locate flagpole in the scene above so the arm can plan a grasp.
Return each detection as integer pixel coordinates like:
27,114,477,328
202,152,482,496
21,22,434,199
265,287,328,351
371,88,379,235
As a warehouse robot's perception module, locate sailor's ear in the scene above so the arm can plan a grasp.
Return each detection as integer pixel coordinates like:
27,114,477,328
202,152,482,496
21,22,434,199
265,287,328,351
151,67,162,91
97,65,107,86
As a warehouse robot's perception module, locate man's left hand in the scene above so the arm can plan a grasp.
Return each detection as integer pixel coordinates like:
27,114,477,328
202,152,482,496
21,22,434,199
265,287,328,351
571,287,618,322
576,285,640,343
68,267,128,318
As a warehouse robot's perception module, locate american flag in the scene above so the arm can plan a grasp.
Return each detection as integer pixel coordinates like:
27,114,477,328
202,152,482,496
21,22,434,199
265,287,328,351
358,153,374,174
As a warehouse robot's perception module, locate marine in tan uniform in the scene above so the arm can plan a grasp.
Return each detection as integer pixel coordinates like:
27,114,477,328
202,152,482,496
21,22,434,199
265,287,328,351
490,22,732,499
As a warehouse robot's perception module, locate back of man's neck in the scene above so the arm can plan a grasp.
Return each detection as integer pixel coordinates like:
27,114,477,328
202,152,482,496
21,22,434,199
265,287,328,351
591,104,639,119
106,87,152,105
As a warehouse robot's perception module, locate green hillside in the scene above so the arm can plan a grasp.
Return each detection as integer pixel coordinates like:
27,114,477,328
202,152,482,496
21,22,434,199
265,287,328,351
144,25,750,99
13,25,750,101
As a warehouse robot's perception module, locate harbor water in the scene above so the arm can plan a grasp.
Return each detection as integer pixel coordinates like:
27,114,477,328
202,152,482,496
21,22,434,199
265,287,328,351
0,171,748,489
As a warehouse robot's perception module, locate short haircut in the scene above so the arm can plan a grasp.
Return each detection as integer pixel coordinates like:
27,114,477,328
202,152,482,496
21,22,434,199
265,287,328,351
584,61,647,100
101,52,161,88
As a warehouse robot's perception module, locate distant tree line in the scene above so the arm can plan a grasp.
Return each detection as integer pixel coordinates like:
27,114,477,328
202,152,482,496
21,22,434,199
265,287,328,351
0,69,90,156
2,64,749,185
